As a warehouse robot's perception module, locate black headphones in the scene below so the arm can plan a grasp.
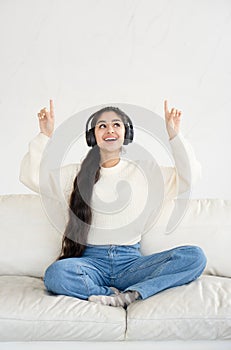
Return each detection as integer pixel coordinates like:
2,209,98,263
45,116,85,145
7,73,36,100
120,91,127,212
85,109,134,147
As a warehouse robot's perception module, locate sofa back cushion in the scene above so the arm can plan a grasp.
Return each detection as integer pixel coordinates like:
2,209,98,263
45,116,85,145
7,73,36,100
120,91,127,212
141,198,231,278
0,195,61,277
0,194,230,278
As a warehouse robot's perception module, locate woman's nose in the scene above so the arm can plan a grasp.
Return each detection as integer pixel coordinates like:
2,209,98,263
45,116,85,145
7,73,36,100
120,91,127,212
107,123,114,133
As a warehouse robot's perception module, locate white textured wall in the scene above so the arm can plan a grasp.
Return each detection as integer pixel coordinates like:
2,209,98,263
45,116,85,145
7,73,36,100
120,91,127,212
0,0,230,199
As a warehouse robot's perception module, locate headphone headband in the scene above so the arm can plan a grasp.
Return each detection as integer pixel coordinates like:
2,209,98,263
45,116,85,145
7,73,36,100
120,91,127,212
85,112,133,132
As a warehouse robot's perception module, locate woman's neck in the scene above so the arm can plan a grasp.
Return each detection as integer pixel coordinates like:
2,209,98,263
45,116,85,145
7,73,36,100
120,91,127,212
100,151,120,168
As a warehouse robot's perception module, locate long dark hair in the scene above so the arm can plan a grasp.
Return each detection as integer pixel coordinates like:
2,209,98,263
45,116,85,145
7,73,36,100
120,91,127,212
57,106,131,260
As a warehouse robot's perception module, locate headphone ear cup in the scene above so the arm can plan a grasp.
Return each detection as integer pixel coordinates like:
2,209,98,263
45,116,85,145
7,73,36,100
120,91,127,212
123,125,133,145
86,128,96,147
129,126,134,143
123,126,129,145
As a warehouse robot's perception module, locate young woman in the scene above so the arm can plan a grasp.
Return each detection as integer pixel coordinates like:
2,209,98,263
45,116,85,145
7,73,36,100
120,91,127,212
19,100,206,308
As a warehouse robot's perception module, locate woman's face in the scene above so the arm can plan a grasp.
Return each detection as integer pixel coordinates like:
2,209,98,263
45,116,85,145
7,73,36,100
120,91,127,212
94,111,125,152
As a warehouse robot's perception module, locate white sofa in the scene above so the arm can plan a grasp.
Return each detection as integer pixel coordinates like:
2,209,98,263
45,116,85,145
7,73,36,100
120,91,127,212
0,194,231,349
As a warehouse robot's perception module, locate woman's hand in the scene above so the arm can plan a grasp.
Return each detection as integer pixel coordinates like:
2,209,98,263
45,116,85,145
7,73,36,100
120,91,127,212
164,99,182,140
37,99,55,137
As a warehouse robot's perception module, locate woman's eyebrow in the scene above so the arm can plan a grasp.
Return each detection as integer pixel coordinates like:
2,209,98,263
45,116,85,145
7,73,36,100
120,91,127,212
96,119,122,124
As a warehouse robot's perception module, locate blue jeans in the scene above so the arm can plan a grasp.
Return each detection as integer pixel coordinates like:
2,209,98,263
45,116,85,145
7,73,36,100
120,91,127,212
44,243,207,300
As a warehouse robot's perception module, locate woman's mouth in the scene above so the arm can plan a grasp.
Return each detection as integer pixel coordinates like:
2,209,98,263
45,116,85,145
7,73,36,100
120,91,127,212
104,137,118,142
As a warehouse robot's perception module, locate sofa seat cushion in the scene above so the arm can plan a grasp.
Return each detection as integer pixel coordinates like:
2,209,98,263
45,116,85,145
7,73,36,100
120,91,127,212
126,275,231,340
0,276,126,341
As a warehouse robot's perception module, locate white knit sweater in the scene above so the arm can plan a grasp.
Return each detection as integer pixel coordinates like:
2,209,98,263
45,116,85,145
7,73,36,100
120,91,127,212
19,132,201,245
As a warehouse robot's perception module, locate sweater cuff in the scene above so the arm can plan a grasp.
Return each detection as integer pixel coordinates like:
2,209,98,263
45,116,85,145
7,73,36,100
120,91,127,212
38,132,51,141
168,131,184,143
31,132,51,147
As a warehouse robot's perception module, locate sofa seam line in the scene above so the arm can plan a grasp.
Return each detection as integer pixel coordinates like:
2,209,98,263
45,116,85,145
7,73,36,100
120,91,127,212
0,317,125,324
127,316,231,320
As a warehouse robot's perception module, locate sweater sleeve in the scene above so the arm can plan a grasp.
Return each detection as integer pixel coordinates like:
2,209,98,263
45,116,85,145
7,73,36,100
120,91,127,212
160,132,202,199
19,132,50,193
19,132,80,203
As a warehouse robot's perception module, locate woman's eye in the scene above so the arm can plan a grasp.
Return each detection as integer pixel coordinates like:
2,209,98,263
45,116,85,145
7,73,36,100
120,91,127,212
98,122,121,129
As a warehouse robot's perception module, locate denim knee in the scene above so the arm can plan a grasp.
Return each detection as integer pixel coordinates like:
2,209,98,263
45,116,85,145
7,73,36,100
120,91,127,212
195,246,207,270
185,245,207,274
43,261,64,293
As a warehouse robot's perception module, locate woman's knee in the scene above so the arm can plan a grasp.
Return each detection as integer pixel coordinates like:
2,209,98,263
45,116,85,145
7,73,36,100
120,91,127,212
43,259,69,293
180,245,207,272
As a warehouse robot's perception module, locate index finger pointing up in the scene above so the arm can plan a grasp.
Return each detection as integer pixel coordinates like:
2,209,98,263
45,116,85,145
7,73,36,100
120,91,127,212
164,99,168,113
50,99,54,118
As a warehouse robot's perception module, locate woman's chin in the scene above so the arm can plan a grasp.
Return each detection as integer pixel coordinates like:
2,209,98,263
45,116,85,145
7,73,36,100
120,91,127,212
98,141,123,152
100,146,121,153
